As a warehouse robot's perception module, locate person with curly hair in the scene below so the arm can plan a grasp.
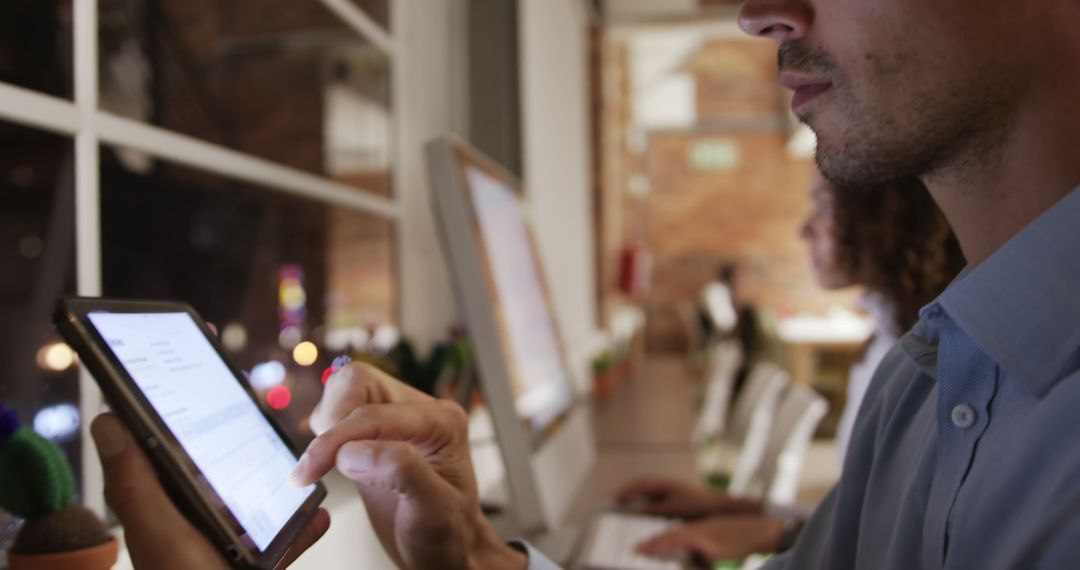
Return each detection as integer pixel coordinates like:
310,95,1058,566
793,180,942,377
803,171,964,463
612,170,965,563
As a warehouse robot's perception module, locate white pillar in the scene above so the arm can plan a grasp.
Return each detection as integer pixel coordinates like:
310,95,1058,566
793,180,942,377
396,0,467,351
519,0,603,391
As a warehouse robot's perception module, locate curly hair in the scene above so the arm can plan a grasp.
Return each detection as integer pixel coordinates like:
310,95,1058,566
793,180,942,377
831,177,966,333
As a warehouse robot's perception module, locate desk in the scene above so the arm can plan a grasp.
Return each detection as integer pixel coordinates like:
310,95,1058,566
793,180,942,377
590,357,699,448
778,311,872,386
564,358,700,564
783,339,865,386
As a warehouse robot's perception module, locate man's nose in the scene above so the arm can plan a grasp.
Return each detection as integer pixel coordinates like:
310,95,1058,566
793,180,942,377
738,0,813,43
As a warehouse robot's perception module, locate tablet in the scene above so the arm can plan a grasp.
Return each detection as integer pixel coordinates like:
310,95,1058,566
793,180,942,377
54,297,326,569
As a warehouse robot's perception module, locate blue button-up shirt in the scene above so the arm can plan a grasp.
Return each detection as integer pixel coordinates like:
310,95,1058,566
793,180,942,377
523,185,1080,570
765,184,1080,569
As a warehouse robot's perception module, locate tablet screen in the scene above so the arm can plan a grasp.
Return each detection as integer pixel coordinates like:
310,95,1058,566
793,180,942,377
87,311,315,551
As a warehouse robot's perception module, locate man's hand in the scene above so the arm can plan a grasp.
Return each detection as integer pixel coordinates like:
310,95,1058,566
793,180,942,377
635,515,783,562
615,478,763,518
291,363,526,570
90,413,330,570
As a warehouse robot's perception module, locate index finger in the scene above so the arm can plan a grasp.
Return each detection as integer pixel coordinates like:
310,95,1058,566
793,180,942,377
309,363,435,435
292,400,467,487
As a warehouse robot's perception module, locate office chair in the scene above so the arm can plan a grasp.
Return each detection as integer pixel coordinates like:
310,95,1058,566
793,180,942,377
697,361,789,495
754,384,829,505
693,340,743,444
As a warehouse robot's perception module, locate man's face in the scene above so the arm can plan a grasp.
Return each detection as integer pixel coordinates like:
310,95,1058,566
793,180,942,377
739,0,1045,188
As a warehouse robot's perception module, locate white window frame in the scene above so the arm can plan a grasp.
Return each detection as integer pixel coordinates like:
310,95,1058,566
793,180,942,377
0,0,401,515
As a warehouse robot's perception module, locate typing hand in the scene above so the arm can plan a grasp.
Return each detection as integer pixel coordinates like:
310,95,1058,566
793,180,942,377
615,478,763,519
91,413,329,570
635,515,783,563
293,363,526,570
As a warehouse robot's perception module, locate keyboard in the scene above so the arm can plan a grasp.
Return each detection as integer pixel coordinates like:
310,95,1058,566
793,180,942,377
581,512,683,570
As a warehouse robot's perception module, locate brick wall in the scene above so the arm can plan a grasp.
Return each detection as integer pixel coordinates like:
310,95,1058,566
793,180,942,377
600,37,858,353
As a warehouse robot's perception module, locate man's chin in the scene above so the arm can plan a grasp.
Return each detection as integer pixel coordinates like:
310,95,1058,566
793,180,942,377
808,127,843,171
815,144,866,188
797,113,834,154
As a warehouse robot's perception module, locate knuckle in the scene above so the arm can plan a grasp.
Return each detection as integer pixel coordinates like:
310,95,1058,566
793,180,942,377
436,399,469,427
345,406,373,423
378,442,417,465
369,443,423,479
348,361,382,381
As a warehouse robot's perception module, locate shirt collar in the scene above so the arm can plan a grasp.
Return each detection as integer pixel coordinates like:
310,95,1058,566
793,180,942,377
899,327,941,380
935,185,1080,396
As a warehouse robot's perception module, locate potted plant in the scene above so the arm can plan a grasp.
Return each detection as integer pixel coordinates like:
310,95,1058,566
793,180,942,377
358,326,475,401
0,404,117,570
592,350,616,398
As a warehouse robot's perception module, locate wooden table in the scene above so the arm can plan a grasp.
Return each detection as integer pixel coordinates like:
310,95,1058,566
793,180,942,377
783,338,866,386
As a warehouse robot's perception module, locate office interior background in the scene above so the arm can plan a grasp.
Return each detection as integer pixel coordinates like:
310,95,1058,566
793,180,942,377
1,0,869,568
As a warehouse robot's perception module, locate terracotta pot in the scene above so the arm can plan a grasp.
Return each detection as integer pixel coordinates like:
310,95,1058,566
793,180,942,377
8,537,118,570
594,368,615,397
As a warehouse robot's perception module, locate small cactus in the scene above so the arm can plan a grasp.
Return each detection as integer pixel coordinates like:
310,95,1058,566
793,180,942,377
0,402,111,555
0,404,75,520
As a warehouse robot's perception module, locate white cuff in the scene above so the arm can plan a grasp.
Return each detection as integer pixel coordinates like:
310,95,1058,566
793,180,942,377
507,540,565,570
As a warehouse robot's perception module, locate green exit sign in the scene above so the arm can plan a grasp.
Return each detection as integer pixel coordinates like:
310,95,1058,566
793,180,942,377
690,139,740,171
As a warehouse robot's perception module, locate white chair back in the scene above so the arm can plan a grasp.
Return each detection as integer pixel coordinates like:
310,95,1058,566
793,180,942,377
693,340,743,444
726,363,789,496
727,361,786,445
758,384,829,505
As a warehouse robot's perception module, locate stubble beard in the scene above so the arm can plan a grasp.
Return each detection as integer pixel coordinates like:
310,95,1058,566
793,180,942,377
784,44,1016,190
812,86,1004,190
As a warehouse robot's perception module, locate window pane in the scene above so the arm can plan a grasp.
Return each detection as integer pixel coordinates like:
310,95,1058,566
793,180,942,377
0,122,79,496
0,0,73,98
99,0,394,197
100,145,398,446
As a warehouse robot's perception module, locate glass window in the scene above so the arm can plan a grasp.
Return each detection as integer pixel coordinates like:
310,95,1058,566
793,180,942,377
100,145,398,446
0,122,79,492
98,0,394,197
0,0,73,98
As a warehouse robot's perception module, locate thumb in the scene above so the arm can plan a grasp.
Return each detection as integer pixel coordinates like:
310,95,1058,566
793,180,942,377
90,414,207,548
336,441,474,569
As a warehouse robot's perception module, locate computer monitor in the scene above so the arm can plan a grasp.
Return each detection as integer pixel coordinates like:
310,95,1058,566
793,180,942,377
426,136,596,533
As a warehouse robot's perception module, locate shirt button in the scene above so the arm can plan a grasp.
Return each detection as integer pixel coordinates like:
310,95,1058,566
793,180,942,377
951,404,976,429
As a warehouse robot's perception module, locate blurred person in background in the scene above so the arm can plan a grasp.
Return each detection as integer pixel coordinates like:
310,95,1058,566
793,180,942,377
615,172,965,562
699,261,738,342
698,261,770,395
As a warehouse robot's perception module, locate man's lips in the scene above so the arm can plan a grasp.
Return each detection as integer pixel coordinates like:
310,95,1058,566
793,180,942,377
780,73,831,113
